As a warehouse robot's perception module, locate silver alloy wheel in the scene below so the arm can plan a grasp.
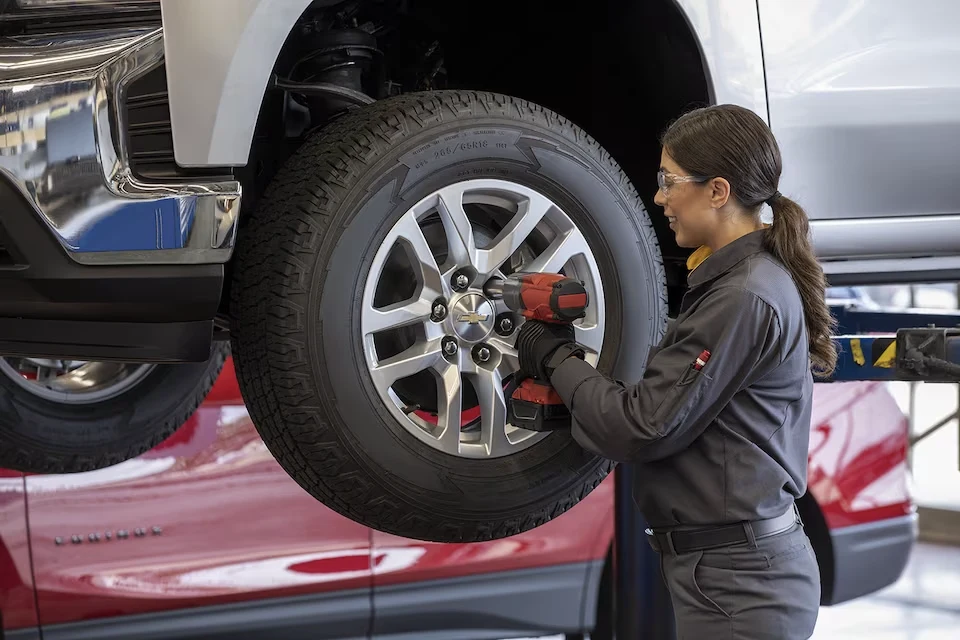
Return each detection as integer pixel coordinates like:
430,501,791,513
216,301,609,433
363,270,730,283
0,358,156,405
361,179,606,459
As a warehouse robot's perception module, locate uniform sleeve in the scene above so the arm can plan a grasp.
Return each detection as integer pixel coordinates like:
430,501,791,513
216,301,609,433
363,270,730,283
549,286,782,463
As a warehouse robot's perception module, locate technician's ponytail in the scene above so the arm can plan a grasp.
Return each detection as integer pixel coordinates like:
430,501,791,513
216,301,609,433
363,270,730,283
661,104,838,377
764,194,838,376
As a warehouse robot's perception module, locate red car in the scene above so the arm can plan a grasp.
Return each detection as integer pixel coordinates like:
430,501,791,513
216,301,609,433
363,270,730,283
0,359,916,640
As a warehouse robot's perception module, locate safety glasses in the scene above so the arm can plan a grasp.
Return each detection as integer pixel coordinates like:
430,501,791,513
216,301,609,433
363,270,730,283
657,169,712,196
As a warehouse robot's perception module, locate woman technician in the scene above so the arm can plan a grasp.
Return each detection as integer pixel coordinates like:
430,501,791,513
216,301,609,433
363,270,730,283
517,104,835,639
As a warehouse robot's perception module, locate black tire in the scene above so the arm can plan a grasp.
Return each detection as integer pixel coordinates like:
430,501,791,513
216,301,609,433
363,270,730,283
0,343,230,474
230,90,667,543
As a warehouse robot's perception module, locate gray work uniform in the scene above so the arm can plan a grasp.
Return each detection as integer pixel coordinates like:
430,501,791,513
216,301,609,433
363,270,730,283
551,229,821,639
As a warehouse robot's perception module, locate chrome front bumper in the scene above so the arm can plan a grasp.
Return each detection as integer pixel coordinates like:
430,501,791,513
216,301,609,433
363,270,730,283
0,27,241,266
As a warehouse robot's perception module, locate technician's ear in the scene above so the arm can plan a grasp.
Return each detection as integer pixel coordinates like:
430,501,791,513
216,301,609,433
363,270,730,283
708,177,731,209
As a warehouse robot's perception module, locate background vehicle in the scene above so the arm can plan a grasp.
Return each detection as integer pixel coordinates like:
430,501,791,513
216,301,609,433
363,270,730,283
0,349,228,474
0,0,955,541
0,358,915,640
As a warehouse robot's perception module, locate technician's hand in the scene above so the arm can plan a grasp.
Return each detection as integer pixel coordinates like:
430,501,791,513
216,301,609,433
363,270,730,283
516,320,584,380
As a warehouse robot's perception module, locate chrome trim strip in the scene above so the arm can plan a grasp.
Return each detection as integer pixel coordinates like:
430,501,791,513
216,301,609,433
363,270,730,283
820,255,960,276
811,215,960,260
0,27,241,265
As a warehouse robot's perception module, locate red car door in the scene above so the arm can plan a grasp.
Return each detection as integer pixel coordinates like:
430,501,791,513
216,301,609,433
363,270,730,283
24,360,372,639
0,469,39,639
370,474,615,638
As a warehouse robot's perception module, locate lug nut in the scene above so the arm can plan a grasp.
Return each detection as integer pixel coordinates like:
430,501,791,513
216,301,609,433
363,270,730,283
495,313,515,337
431,302,448,321
443,338,459,356
475,346,491,363
451,267,478,292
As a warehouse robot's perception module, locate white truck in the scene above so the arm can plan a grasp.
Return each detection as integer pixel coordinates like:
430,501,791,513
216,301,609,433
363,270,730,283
0,0,957,542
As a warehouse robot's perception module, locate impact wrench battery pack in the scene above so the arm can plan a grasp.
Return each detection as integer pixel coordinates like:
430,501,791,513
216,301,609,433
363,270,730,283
508,381,572,431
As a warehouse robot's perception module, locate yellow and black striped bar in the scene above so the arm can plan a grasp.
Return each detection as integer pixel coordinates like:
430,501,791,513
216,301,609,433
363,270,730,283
823,305,960,382
830,334,900,381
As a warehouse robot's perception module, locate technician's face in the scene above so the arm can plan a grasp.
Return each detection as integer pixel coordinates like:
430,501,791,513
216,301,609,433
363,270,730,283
653,149,714,249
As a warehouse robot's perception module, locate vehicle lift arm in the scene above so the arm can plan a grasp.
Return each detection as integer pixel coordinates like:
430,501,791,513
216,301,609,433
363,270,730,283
613,304,960,639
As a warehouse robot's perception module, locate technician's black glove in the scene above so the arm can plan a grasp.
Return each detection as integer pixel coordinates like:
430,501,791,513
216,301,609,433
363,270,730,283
516,320,586,380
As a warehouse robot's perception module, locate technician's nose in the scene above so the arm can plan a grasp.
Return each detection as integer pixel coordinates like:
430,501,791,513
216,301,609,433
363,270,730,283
654,187,666,208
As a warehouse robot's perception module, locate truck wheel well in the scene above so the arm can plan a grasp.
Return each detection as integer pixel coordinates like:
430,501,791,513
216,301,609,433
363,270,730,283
437,0,710,299
230,0,710,317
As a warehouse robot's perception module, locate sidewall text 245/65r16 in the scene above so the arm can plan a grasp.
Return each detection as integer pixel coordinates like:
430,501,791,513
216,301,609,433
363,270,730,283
230,91,667,543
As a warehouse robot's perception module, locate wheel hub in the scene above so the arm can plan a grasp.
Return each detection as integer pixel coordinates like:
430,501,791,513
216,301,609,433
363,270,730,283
450,293,496,343
360,178,606,459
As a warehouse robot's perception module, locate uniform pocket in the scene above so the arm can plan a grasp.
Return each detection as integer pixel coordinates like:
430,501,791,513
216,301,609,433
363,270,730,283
691,551,732,618
765,542,808,568
676,365,702,387
650,366,704,424
759,526,810,569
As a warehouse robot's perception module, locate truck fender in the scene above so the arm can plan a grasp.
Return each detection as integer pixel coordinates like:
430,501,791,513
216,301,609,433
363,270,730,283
159,0,767,168
159,0,319,168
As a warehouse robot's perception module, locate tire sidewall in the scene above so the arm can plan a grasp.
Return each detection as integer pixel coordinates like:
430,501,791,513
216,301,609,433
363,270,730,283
0,349,226,460
314,111,664,514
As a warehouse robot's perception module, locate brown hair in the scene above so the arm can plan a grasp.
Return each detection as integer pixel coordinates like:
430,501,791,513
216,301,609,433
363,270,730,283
660,104,838,376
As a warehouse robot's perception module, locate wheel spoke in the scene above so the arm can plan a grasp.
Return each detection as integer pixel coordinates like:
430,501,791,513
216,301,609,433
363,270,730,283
524,227,590,274
363,296,434,335
36,366,56,386
490,337,520,378
574,323,604,355
434,361,463,454
394,210,445,299
471,367,511,457
436,184,476,268
370,339,443,389
473,194,553,276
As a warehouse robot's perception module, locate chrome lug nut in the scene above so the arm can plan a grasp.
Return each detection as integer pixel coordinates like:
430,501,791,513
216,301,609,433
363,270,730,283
495,313,515,336
475,346,491,363
431,301,448,321
450,267,477,292
443,338,459,356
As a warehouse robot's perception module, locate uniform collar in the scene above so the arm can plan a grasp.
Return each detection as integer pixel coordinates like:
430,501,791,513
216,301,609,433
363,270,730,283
686,229,768,288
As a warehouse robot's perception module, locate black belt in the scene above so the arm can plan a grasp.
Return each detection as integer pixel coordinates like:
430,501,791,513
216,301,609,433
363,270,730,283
645,505,801,555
